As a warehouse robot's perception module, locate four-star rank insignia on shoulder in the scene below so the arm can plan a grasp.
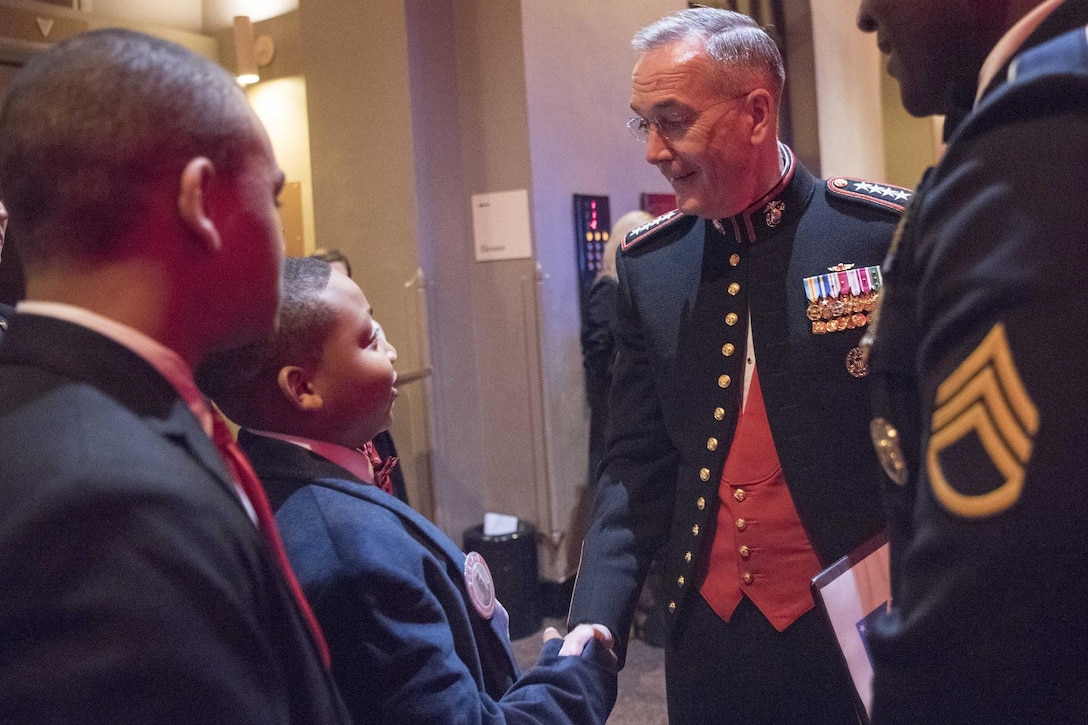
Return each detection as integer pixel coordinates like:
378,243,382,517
927,323,1039,519
622,209,684,251
827,177,912,214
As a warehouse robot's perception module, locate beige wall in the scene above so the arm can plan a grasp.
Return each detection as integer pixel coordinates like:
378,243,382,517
91,0,201,31
300,0,433,515
247,76,316,254
202,0,297,29
881,67,941,189
518,0,684,577
810,1,938,188
781,0,821,174
405,0,549,557
810,0,885,180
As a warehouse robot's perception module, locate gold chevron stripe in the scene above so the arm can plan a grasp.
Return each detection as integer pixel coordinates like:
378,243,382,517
934,323,1039,434
931,366,1033,463
928,401,1026,518
927,323,1038,518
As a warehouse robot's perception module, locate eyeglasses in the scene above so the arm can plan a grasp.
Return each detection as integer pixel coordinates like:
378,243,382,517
626,91,755,143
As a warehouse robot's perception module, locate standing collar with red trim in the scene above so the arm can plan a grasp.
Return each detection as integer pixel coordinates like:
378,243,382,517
709,143,814,245
622,143,814,251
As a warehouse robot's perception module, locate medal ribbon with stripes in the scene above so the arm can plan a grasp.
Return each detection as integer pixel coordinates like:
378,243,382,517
803,264,883,335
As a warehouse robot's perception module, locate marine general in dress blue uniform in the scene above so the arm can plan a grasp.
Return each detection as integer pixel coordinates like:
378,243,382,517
565,8,907,724
857,0,1088,722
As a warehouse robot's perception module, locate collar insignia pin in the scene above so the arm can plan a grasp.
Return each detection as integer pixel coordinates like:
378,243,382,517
764,200,785,227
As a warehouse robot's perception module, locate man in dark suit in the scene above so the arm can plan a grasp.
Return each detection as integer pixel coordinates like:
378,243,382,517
0,29,347,722
564,8,905,724
856,1,1088,721
198,256,617,724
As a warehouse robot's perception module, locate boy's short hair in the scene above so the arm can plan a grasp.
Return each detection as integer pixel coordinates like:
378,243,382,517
198,257,335,427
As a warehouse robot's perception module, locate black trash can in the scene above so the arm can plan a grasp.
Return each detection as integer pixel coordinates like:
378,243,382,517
463,521,541,640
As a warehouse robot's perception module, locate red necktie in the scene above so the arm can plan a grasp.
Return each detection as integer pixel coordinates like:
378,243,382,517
210,412,331,669
361,440,398,496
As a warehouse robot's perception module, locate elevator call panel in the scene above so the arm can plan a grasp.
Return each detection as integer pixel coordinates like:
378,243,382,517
573,194,611,297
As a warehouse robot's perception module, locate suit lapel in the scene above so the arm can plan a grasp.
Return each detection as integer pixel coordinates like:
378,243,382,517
241,431,471,565
1,314,239,501
238,429,365,509
143,402,237,497
318,476,471,566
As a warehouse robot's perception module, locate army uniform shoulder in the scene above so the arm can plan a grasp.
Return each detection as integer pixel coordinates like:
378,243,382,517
825,177,912,214
621,209,696,251
1009,22,1088,82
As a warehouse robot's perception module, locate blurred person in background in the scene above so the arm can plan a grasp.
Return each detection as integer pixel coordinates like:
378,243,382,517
581,209,653,488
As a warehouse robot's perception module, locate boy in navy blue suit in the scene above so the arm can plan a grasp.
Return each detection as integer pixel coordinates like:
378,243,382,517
198,257,617,724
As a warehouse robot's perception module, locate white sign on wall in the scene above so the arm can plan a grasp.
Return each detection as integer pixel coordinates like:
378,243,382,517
471,189,533,262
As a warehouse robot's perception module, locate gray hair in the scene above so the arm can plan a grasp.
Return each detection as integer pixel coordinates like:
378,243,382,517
633,7,785,101
600,210,653,282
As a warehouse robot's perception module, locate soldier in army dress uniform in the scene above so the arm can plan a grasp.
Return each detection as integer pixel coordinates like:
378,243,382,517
562,8,908,724
855,0,1088,723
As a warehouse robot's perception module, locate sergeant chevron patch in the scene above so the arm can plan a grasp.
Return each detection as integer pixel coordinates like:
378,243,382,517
927,323,1039,518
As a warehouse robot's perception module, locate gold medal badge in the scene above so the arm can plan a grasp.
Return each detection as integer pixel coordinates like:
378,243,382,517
846,346,869,378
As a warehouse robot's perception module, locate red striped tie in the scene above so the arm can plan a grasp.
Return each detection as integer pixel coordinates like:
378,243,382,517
210,412,331,669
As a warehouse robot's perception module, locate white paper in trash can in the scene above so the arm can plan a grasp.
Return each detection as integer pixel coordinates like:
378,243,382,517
483,512,518,537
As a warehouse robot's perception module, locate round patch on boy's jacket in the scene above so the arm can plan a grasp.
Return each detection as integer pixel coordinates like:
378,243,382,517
464,551,496,619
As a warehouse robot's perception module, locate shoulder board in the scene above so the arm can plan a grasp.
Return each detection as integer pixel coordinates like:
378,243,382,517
826,177,912,214
622,209,687,251
1008,23,1088,84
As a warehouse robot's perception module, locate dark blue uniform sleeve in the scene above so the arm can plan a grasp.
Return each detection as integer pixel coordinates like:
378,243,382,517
567,247,680,665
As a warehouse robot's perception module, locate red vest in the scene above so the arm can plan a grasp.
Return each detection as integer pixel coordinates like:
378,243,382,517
699,366,823,632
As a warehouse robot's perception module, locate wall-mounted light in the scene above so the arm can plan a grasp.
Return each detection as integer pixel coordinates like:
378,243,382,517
233,15,276,87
